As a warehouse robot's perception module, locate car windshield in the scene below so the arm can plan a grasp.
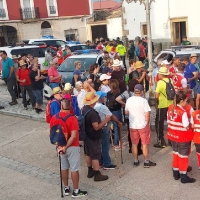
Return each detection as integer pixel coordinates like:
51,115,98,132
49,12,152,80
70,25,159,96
58,57,96,72
11,48,45,58
56,40,66,46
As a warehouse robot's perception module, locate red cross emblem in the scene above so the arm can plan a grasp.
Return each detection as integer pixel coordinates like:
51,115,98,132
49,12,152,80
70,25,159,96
173,76,178,84
169,110,178,121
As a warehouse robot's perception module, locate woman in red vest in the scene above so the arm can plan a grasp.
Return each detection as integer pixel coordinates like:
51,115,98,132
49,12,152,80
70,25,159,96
167,91,195,183
191,110,200,169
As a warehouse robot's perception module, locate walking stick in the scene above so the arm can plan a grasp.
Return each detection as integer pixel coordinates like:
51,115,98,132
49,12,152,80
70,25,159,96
120,127,123,164
58,152,64,198
109,123,121,178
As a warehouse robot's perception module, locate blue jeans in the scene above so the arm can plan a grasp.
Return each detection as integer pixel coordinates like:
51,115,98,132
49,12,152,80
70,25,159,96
100,126,111,167
49,82,59,89
111,110,122,146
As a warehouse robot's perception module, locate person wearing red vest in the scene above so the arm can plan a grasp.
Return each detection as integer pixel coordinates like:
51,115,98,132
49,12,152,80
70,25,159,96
167,91,195,183
172,63,192,99
57,46,64,65
191,110,200,169
184,103,194,121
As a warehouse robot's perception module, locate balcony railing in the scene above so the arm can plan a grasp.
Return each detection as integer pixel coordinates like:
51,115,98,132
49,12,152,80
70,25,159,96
20,7,40,20
49,6,56,14
0,8,6,18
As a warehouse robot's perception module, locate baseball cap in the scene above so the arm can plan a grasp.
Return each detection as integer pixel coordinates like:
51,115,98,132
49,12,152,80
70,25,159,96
100,74,111,81
53,87,62,95
96,91,107,99
134,84,144,94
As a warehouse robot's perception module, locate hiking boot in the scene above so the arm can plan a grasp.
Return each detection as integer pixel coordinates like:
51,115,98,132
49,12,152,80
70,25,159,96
187,166,192,172
87,168,95,178
180,174,196,184
9,100,18,106
64,186,70,196
144,161,156,168
94,171,109,182
0,106,4,109
133,160,140,167
154,139,166,148
72,189,88,198
173,170,180,180
103,164,116,170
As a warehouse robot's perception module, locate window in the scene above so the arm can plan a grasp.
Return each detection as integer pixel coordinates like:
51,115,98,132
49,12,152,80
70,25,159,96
46,0,58,16
11,48,45,58
0,0,8,19
65,29,78,41
141,23,147,36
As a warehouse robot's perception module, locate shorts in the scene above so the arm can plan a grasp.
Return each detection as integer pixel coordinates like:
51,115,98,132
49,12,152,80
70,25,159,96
196,85,200,95
84,137,101,160
171,141,191,156
32,90,43,105
60,146,80,172
130,123,151,145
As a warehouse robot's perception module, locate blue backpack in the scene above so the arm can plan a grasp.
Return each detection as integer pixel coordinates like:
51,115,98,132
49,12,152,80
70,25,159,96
78,108,92,141
50,113,72,146
72,96,81,116
135,46,140,57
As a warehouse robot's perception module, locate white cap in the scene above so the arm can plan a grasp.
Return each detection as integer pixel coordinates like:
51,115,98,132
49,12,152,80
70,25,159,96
100,74,111,81
64,83,73,90
161,60,170,65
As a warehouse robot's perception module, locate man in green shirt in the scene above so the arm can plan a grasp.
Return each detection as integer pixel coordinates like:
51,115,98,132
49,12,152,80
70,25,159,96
181,36,191,45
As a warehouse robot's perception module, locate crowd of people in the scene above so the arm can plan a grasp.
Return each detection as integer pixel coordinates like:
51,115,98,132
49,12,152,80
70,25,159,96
1,35,200,198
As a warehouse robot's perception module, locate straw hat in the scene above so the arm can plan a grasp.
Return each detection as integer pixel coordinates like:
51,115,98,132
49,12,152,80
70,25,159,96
112,59,123,67
83,92,99,105
135,61,144,69
53,87,62,95
64,83,72,91
157,67,170,75
190,53,198,58
12,55,18,60
19,60,26,67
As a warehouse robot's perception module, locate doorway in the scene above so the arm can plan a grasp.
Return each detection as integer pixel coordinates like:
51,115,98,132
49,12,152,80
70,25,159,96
171,18,187,45
91,25,107,41
0,26,18,46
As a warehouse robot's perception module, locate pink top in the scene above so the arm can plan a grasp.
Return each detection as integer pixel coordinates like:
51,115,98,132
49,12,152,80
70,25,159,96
48,67,60,83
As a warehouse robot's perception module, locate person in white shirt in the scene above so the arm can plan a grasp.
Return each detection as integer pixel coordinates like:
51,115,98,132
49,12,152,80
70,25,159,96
125,84,156,168
100,74,111,93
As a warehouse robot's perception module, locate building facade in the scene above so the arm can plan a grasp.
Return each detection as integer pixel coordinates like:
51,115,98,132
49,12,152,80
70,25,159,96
123,0,200,48
0,0,92,46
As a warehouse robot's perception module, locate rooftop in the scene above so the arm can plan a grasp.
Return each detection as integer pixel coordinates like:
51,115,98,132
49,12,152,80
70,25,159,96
93,0,121,10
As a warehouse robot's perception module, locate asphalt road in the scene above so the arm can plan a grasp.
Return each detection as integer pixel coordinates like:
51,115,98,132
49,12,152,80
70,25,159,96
0,114,200,200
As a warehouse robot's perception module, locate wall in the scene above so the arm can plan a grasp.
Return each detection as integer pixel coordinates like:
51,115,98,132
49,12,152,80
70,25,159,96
123,0,200,42
107,17,122,39
34,0,48,18
6,0,21,20
57,0,90,17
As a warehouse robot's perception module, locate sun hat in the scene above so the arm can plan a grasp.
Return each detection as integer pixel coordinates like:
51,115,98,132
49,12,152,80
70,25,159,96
157,67,170,75
161,60,170,65
190,53,198,58
112,59,123,67
19,60,27,67
100,74,111,81
53,87,62,95
12,55,18,60
64,83,73,91
134,84,144,94
83,91,99,105
96,91,107,100
135,61,144,69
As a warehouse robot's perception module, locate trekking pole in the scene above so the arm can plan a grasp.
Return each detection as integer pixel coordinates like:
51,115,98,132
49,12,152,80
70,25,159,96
58,152,64,198
109,123,121,178
120,127,124,164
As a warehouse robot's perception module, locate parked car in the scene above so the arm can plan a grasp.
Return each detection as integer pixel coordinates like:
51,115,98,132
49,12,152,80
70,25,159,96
58,51,104,83
65,44,87,52
154,45,200,63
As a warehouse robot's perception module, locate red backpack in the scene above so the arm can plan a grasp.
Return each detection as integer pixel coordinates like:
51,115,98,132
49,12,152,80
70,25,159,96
46,99,60,123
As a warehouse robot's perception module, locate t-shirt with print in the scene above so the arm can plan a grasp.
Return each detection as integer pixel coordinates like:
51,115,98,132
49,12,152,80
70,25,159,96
184,62,197,89
125,96,151,129
16,68,31,86
50,111,79,146
82,105,102,140
94,102,112,126
156,78,173,108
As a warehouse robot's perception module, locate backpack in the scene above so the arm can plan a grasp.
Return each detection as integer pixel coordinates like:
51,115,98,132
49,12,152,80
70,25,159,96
77,108,92,141
162,79,176,100
50,113,72,146
106,92,120,110
135,46,140,57
72,96,80,116
46,99,60,123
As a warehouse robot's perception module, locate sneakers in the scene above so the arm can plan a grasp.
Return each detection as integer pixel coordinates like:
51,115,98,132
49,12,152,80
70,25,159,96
133,160,140,167
103,164,116,170
94,171,109,182
9,100,18,106
154,139,167,148
64,186,70,196
72,189,88,198
35,108,43,114
144,161,156,168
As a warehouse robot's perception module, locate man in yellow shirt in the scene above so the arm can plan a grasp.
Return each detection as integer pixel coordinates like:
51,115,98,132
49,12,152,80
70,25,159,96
154,67,173,148
116,41,126,71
